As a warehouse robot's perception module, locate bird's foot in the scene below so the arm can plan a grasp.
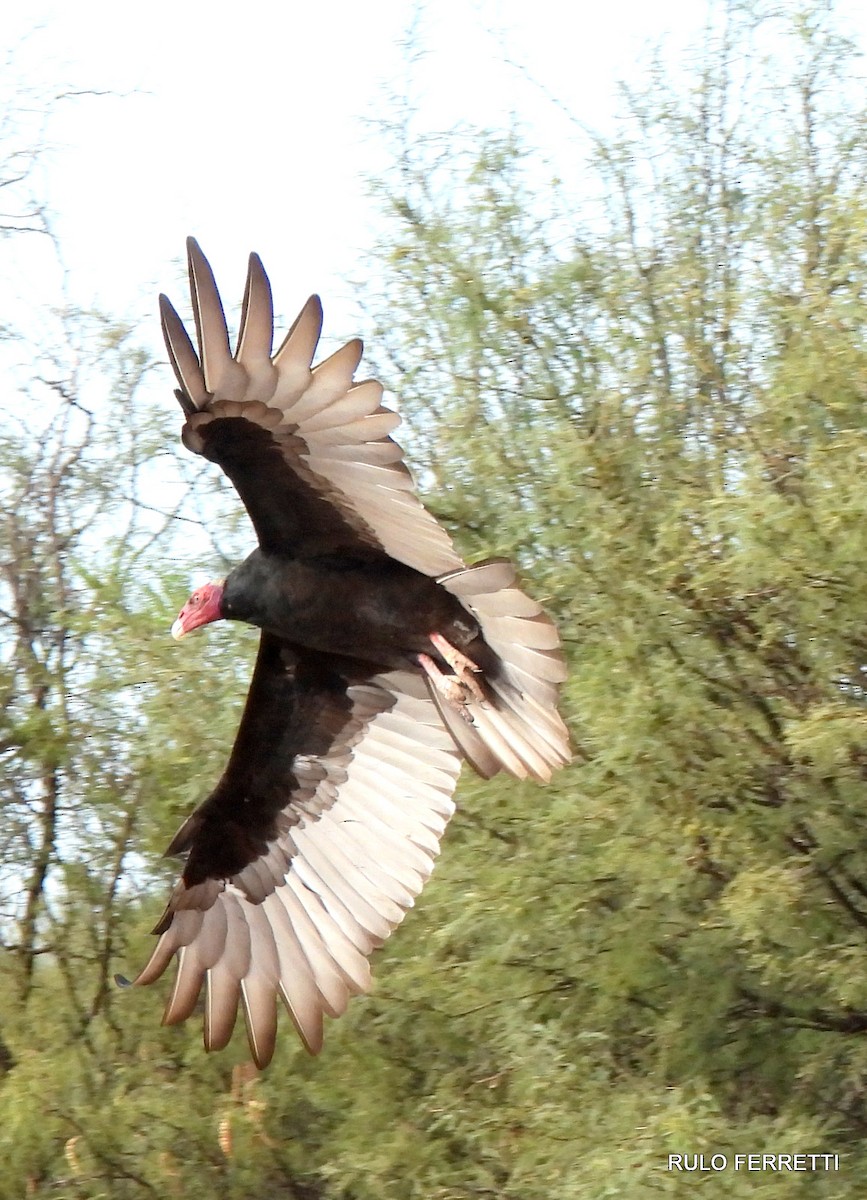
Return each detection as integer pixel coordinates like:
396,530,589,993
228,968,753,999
418,634,485,719
418,654,468,709
429,632,484,698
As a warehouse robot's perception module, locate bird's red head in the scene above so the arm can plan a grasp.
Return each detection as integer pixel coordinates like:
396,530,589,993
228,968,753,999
171,580,226,640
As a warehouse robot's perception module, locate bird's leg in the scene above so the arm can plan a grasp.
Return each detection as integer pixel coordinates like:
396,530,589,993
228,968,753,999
417,633,485,718
429,632,484,697
418,653,470,712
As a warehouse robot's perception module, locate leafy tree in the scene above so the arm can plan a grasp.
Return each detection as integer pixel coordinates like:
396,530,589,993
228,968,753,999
6,3,867,1198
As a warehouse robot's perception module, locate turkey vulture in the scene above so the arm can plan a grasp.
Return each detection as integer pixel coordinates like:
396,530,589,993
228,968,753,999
132,239,570,1067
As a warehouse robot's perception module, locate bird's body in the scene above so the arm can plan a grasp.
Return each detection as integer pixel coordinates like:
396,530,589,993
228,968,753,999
131,240,571,1067
222,548,479,668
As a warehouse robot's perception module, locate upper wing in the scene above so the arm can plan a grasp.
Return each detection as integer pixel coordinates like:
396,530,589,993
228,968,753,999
133,634,461,1067
161,238,464,573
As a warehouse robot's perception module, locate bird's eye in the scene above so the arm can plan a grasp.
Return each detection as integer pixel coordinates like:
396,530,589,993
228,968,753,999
192,592,200,605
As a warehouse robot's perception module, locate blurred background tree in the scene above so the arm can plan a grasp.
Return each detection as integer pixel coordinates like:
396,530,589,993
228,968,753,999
3,1,867,1196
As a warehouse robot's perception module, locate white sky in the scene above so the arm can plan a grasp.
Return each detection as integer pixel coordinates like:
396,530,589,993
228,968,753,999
4,0,867,352
3,1,707,334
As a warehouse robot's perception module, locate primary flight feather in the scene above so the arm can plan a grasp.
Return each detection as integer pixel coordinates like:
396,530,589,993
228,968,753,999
132,239,570,1066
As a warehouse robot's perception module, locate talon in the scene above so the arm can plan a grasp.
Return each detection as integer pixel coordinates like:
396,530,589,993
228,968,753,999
418,653,475,721
418,630,486,715
428,632,485,701
430,632,480,673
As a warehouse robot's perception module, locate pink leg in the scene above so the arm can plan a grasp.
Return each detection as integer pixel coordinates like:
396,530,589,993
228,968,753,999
418,653,469,708
418,633,486,714
429,632,482,682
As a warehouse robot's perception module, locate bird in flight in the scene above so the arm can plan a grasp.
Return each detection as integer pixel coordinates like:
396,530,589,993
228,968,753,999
131,239,570,1067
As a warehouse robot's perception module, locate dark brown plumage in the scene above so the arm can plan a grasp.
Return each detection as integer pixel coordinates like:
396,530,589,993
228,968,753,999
132,239,570,1066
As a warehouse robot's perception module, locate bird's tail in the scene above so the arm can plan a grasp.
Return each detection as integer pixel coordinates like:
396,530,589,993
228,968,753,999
431,559,571,782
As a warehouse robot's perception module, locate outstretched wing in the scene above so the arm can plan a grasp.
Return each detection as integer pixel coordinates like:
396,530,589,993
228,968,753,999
133,634,461,1067
161,238,464,573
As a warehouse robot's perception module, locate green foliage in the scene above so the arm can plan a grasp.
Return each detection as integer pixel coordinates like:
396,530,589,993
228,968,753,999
5,1,867,1196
